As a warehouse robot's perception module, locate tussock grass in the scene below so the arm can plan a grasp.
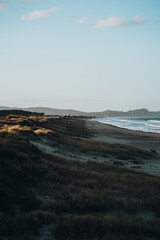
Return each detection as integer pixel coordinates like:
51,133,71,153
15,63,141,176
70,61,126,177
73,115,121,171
0,115,160,239
54,214,160,240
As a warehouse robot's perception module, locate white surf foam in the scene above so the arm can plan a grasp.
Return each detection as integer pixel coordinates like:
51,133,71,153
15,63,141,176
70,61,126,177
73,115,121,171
95,118,160,134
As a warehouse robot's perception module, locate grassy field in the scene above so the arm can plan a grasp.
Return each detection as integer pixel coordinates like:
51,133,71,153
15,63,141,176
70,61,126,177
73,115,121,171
0,115,160,240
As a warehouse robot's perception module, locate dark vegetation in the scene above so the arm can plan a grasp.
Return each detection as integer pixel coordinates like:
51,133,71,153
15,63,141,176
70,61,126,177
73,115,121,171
0,110,44,117
0,115,160,240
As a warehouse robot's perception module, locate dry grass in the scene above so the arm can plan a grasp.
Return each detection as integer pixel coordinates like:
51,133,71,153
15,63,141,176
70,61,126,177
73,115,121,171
1,115,155,161
0,115,160,240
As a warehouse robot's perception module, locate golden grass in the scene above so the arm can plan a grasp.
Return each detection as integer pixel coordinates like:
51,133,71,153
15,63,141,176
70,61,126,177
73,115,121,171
0,115,56,134
0,115,92,138
0,124,52,134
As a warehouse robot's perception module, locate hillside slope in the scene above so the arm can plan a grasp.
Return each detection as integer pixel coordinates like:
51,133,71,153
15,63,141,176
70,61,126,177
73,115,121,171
0,115,160,240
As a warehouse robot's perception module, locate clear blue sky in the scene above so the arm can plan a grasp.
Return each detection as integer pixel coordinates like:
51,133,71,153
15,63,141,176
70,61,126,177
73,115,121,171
0,0,160,111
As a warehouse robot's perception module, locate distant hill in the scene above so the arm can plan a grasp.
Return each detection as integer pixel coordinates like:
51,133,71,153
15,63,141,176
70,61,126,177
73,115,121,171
0,106,160,118
0,109,44,117
25,107,87,116
88,108,160,118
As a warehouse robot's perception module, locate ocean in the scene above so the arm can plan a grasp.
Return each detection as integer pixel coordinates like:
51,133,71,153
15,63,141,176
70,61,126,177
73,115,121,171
95,117,160,134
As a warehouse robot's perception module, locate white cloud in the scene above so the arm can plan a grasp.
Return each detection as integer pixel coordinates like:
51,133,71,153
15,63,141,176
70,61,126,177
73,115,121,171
77,17,88,25
94,17,125,29
132,16,147,24
0,1,5,10
20,7,60,21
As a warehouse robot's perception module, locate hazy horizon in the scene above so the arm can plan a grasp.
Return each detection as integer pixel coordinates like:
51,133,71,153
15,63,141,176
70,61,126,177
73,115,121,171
0,105,160,113
1,0,160,111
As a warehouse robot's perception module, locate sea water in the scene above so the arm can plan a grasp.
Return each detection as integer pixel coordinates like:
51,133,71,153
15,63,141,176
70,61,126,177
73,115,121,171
95,118,160,134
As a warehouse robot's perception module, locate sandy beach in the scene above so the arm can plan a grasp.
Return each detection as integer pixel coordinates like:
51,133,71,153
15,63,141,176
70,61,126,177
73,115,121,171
84,119,160,177
86,119,160,151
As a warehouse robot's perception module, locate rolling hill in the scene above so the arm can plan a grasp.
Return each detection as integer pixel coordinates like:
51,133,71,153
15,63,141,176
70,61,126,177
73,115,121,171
1,106,160,118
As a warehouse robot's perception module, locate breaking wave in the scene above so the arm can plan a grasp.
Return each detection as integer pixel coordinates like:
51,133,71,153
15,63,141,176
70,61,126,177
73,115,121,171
95,118,160,133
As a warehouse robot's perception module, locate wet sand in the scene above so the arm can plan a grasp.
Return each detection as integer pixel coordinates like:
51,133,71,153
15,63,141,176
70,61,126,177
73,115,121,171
85,119,160,177
86,119,160,151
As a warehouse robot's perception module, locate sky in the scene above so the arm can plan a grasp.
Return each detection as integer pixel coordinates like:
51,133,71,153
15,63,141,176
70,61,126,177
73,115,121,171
0,0,160,112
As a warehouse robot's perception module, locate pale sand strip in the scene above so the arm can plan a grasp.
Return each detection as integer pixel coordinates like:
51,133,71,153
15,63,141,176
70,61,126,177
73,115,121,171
86,119,160,151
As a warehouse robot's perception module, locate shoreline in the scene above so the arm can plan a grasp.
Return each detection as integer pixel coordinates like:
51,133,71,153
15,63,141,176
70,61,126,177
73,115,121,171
86,118,160,151
85,118,160,177
92,117,160,134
